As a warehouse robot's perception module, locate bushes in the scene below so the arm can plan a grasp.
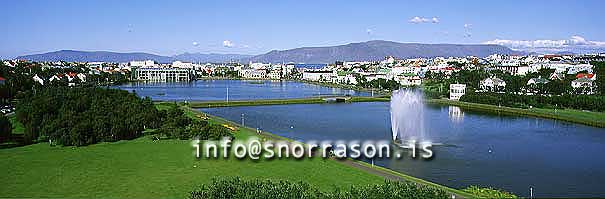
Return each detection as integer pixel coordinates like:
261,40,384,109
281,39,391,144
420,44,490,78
15,87,162,146
190,177,449,199
462,186,517,199
460,92,605,111
0,114,11,142
157,104,233,140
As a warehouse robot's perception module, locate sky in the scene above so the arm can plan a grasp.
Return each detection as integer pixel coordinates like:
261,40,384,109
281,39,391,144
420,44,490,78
1,0,604,58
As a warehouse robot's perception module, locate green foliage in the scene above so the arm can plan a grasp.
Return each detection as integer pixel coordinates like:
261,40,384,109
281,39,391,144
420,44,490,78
462,186,517,199
0,114,12,142
190,177,449,199
157,105,233,140
460,92,605,111
15,87,162,146
593,61,605,95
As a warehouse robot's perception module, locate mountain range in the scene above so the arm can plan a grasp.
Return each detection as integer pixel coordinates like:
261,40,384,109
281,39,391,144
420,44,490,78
16,40,521,63
16,50,252,63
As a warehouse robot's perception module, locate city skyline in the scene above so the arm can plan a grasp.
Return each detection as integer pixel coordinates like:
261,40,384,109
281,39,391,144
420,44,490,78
1,0,604,58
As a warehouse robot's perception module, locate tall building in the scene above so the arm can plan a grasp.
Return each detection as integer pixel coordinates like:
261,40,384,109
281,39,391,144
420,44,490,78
132,67,192,82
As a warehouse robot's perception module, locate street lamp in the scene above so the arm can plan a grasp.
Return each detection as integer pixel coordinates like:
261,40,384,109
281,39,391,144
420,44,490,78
241,113,245,126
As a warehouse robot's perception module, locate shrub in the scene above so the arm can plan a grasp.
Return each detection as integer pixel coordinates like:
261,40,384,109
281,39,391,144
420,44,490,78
462,185,517,199
190,177,449,199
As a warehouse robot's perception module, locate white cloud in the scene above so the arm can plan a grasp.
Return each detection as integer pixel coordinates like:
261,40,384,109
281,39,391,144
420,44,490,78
464,23,472,29
192,41,199,46
409,16,439,24
223,40,234,48
483,35,605,49
483,35,605,53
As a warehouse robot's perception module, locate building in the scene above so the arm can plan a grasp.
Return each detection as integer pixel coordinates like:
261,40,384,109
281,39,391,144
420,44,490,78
302,70,333,81
267,70,281,79
133,67,192,82
479,77,506,92
549,72,565,81
0,77,5,85
449,84,466,100
172,61,195,69
239,69,267,79
129,60,156,67
32,75,44,85
571,77,594,95
493,65,531,75
527,77,550,85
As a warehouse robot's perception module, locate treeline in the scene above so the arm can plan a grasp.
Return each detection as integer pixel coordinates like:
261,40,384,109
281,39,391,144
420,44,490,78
154,104,233,140
460,92,605,111
15,87,163,146
355,74,402,90
190,177,449,199
0,61,129,105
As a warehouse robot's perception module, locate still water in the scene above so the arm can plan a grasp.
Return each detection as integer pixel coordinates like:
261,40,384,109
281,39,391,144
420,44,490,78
114,80,369,101
202,102,605,198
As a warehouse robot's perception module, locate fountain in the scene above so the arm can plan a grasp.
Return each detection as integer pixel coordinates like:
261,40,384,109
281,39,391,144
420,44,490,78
390,89,426,142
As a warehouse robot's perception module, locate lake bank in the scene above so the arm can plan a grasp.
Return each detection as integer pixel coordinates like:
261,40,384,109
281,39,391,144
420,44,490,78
184,96,390,108
427,99,605,128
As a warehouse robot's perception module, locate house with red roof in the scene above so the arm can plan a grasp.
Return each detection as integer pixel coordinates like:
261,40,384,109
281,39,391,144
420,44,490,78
576,73,595,80
0,77,6,85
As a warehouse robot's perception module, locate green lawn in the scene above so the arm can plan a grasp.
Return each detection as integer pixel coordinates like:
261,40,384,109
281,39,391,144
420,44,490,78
0,106,384,198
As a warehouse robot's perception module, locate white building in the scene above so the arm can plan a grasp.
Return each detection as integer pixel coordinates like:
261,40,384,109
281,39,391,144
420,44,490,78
172,61,195,69
449,84,466,100
133,67,192,82
129,60,156,67
239,69,267,79
479,77,506,92
571,77,594,94
267,70,281,79
302,70,333,81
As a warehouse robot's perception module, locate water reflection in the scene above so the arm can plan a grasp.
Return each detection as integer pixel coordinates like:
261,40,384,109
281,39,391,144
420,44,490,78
448,106,464,123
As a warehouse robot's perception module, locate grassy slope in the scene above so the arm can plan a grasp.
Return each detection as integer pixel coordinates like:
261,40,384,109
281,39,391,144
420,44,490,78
0,105,384,198
428,99,605,127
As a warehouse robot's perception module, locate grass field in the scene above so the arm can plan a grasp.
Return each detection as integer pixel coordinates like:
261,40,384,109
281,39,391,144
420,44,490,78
0,105,387,198
428,99,605,128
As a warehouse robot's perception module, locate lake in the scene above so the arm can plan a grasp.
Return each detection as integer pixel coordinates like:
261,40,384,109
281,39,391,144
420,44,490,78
201,102,605,198
114,80,370,101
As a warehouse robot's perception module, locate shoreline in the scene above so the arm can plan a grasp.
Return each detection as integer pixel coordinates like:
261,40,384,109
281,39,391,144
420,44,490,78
183,106,476,198
427,99,605,128
184,96,390,108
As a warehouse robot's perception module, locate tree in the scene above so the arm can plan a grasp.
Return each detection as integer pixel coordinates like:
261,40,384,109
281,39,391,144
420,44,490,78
0,114,12,142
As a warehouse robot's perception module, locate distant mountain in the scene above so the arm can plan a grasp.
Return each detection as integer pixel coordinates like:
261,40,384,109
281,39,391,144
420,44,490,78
173,53,252,63
17,50,174,63
16,50,252,63
17,40,519,64
244,40,520,63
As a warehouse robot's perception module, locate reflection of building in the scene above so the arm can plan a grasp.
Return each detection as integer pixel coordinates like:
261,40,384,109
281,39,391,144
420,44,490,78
449,84,466,100
448,106,464,123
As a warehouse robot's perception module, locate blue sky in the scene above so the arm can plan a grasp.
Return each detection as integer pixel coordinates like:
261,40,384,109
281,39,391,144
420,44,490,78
1,0,604,58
